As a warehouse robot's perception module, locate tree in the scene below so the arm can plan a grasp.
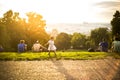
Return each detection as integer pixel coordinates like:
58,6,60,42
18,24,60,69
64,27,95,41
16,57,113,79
90,28,110,47
50,29,59,38
55,32,71,50
0,10,49,51
111,10,120,39
26,12,49,49
71,32,86,49
85,36,94,49
0,10,16,51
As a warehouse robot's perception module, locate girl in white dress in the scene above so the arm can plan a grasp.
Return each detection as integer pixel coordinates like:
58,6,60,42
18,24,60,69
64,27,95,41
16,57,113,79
46,37,57,57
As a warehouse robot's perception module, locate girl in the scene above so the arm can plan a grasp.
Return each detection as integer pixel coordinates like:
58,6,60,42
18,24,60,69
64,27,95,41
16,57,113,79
46,37,57,57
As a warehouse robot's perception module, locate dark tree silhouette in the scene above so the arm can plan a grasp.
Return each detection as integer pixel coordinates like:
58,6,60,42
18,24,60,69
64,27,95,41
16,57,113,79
111,10,120,39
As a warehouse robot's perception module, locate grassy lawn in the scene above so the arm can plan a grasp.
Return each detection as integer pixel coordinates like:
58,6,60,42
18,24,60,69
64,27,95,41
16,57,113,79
0,51,120,60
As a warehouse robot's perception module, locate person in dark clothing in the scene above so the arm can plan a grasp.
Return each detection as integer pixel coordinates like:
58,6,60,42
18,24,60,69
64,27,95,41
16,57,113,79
0,45,4,52
99,39,108,52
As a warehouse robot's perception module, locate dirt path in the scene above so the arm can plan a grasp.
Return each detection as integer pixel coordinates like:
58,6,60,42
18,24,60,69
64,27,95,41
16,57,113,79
0,58,120,80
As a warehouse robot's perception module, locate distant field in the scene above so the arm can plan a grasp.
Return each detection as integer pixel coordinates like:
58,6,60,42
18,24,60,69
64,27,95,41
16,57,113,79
0,51,120,60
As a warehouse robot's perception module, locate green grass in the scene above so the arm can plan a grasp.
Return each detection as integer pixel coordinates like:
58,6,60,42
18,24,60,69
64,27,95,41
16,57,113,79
0,51,120,61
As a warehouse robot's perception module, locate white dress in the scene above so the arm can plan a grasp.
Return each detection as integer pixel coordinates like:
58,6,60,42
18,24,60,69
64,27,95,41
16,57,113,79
48,40,56,51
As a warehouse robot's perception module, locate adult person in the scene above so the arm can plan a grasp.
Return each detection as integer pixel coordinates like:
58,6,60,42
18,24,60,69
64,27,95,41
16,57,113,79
32,40,42,52
18,40,26,53
99,39,108,52
112,37,120,53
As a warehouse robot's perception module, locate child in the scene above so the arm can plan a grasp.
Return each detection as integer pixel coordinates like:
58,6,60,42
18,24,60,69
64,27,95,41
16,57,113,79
46,37,57,57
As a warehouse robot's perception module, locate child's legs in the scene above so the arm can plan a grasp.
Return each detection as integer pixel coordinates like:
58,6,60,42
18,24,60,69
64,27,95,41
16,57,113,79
48,50,57,57
48,50,50,55
53,50,57,56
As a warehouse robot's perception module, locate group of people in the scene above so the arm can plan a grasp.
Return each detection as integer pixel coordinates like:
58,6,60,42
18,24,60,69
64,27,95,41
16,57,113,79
98,36,120,53
88,39,109,52
1,35,120,54
88,34,120,53
18,37,57,57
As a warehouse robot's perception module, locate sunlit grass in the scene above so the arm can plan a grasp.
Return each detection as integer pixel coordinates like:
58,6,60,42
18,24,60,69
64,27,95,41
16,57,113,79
0,51,120,61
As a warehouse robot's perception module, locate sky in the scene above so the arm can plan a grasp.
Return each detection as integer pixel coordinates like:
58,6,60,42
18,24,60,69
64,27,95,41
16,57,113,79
0,0,120,24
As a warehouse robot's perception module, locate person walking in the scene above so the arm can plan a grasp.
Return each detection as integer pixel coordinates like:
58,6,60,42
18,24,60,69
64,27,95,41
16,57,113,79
45,37,57,57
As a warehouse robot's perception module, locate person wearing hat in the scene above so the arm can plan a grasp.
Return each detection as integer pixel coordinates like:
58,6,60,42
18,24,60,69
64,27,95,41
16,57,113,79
32,40,42,52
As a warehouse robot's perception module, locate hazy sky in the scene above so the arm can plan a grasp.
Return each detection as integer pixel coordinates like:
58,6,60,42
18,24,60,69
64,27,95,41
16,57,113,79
0,0,120,24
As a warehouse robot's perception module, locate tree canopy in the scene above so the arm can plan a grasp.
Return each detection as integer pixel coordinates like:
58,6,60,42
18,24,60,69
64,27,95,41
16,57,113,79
55,32,71,50
0,9,113,51
90,27,110,47
0,10,49,51
111,10,120,39
71,32,86,49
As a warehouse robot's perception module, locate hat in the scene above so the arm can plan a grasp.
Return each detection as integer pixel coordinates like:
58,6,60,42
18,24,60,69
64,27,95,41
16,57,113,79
36,40,39,43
